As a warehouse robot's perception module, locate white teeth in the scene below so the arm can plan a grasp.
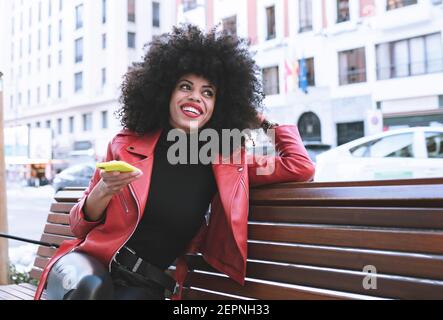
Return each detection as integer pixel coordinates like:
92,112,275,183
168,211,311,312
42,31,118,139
182,106,202,115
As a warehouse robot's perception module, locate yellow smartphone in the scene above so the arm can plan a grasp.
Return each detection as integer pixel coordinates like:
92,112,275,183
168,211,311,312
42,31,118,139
96,160,139,173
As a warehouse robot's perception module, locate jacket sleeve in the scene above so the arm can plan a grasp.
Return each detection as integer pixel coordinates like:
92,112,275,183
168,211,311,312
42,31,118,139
69,140,114,239
247,125,315,187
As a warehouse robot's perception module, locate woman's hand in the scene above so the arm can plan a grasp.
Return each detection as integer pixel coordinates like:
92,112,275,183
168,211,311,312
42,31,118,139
98,170,143,197
83,170,143,222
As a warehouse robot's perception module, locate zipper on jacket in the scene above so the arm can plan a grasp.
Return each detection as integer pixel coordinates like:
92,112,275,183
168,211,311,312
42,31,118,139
109,182,141,272
240,177,249,200
118,191,129,214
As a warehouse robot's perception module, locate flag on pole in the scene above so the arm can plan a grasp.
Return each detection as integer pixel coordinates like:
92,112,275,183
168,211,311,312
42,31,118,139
299,57,308,94
284,59,299,94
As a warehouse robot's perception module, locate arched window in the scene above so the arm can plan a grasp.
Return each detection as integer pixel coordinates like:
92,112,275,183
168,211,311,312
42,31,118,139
298,112,321,142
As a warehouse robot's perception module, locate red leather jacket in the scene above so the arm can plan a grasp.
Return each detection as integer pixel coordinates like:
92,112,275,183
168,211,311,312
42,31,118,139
34,125,314,299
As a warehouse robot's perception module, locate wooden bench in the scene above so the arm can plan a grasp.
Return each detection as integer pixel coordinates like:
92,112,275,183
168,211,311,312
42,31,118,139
1,178,443,300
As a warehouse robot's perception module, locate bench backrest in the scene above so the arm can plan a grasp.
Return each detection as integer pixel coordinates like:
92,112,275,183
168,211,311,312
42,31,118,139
31,179,443,300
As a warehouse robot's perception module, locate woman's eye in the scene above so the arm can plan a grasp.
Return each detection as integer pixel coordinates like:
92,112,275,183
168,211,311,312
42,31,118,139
203,90,214,97
180,83,191,90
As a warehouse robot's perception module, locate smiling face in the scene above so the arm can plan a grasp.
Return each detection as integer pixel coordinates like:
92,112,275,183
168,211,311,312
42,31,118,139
169,74,217,132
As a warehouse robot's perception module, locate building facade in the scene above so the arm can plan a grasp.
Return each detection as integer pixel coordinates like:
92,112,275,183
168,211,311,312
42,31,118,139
1,0,176,162
178,0,443,147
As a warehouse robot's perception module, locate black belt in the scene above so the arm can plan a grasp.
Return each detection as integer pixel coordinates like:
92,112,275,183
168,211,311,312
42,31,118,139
113,246,178,297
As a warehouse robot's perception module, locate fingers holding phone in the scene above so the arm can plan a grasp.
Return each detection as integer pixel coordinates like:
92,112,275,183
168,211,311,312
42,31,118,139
96,161,143,196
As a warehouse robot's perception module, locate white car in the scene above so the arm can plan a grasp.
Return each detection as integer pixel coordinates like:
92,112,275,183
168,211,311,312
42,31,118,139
314,127,443,182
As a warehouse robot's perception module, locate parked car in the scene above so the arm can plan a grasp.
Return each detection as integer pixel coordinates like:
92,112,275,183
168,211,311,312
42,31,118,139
304,142,331,163
52,163,95,192
314,127,443,182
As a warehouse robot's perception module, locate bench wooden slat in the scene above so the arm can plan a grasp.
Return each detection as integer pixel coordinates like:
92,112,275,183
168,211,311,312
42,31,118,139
40,233,75,246
37,246,57,259
30,268,42,281
249,206,443,229
47,213,70,225
184,271,361,300
34,257,50,270
0,285,34,300
0,288,22,300
6,284,37,298
248,224,443,255
248,242,443,281
251,184,443,207
186,255,443,300
44,224,74,237
50,202,76,213
54,190,85,203
182,288,240,300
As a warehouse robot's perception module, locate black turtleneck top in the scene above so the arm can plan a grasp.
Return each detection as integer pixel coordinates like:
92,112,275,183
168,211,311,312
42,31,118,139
125,128,217,270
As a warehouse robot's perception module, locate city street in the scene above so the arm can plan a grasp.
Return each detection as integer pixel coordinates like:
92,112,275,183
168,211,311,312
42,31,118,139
5,182,54,271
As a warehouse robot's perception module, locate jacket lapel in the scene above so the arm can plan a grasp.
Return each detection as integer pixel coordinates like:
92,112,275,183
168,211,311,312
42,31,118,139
120,129,163,216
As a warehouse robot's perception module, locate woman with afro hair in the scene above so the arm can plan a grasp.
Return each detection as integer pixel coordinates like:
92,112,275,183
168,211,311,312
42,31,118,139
35,24,315,300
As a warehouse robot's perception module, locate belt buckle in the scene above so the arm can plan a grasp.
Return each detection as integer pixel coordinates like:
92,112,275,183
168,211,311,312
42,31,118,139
113,246,136,267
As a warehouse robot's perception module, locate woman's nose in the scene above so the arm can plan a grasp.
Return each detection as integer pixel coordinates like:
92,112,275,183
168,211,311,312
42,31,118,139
188,94,201,103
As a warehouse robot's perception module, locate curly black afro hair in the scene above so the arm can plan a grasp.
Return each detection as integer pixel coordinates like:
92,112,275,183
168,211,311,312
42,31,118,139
116,24,265,135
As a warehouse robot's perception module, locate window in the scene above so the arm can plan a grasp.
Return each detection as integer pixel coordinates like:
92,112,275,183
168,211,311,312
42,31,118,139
74,72,83,92
101,68,106,86
57,118,62,135
102,33,106,49
75,4,83,29
58,19,62,42
75,38,83,63
37,87,41,103
350,134,414,158
337,0,350,23
58,81,62,98
376,33,443,80
222,16,237,37
152,2,160,28
28,34,32,54
46,120,51,128
266,6,276,40
128,32,136,48
299,0,312,33
299,57,315,87
48,54,51,68
386,0,417,11
48,25,52,47
47,84,51,98
102,0,107,24
38,30,41,50
183,0,197,12
338,47,367,85
426,132,443,158
102,110,108,129
27,90,31,105
38,2,42,21
262,66,280,95
59,0,63,11
58,50,62,64
69,116,74,133
82,113,92,131
48,0,52,17
128,0,136,22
